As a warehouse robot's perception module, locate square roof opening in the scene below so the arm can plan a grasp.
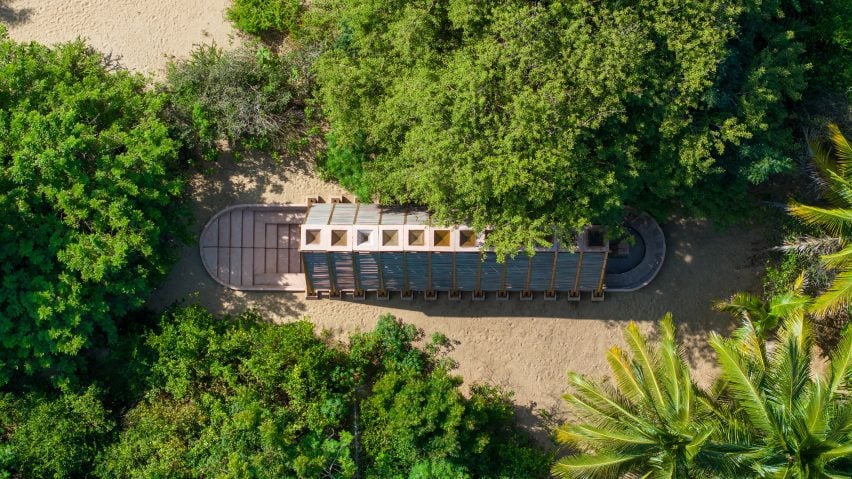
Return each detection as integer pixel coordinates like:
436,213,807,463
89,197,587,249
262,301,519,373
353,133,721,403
382,229,399,246
305,229,321,245
408,229,425,246
459,230,477,248
433,230,451,247
331,230,348,247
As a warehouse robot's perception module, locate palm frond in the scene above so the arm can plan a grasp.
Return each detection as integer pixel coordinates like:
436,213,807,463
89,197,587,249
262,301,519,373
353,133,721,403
658,314,684,420
788,203,852,237
606,346,647,405
709,333,776,435
624,322,666,415
811,268,852,318
826,324,852,400
822,443,852,460
552,452,642,479
774,235,842,258
828,123,852,173
565,372,649,429
767,316,812,424
821,244,852,269
557,423,657,446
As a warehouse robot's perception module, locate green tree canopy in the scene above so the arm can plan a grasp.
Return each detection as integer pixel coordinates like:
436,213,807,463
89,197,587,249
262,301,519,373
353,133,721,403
96,307,550,478
309,0,807,253
0,29,188,385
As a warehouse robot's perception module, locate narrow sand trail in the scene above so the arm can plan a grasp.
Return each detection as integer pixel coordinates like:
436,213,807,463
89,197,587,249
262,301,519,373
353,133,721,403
4,1,767,438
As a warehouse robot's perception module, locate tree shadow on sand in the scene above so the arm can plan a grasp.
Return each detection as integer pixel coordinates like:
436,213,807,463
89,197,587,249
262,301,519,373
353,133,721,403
0,1,32,26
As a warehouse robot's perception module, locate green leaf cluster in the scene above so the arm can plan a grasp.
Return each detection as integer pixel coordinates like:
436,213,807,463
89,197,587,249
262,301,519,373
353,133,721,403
87,307,550,478
0,387,113,478
309,0,808,253
0,33,188,385
227,0,302,37
163,44,312,160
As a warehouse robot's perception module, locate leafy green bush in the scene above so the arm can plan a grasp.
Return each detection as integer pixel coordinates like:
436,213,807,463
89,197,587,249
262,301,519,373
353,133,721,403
0,388,113,478
227,0,301,37
164,44,312,159
0,32,188,385
95,307,550,478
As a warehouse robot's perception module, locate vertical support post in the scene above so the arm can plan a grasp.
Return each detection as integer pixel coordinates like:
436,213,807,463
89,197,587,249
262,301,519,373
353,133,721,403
549,251,558,292
352,252,364,298
594,251,609,300
327,252,339,296
403,251,409,294
377,252,386,293
572,251,584,297
302,252,316,298
476,252,483,292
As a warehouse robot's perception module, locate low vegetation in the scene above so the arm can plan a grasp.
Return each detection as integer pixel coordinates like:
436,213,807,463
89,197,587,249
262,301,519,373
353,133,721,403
163,43,313,160
0,308,551,478
227,0,301,37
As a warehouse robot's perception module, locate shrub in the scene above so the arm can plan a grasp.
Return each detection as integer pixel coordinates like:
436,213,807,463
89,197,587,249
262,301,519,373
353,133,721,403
227,0,301,37
164,44,312,159
0,33,188,385
0,388,113,478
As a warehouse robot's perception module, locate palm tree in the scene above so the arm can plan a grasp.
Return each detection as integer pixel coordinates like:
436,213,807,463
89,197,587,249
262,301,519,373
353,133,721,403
553,314,737,479
709,314,852,477
788,123,852,317
714,274,811,362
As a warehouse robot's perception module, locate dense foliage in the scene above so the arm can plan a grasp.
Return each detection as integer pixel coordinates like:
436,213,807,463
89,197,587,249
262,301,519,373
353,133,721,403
309,0,807,252
555,311,852,478
227,0,301,37
164,44,312,159
0,307,550,478
789,124,852,317
0,28,187,385
0,388,113,478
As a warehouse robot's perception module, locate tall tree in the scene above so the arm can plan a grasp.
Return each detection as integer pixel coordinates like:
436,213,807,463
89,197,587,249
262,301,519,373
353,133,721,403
789,123,852,317
0,29,188,384
709,313,852,477
553,315,736,478
309,0,806,253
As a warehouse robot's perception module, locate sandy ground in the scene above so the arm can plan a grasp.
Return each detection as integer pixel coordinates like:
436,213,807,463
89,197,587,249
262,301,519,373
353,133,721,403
5,0,768,441
148,151,768,439
2,0,236,74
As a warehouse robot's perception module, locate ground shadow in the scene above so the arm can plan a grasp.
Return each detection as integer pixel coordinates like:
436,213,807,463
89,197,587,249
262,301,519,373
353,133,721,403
148,147,768,444
0,1,32,25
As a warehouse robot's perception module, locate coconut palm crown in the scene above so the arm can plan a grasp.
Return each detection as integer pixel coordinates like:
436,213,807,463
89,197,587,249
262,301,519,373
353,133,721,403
789,123,852,317
709,313,852,478
714,274,812,362
553,314,735,479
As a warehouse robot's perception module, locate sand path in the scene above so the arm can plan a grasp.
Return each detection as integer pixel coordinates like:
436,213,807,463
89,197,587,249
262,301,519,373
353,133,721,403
4,1,767,439
2,0,236,75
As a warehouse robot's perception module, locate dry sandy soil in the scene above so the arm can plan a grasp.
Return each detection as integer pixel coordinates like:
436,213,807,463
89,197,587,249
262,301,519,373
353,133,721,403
4,0,768,439
2,0,236,74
